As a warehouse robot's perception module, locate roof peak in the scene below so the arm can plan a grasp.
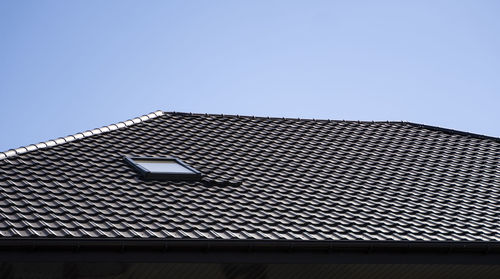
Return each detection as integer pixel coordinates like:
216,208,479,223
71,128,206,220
0,110,164,160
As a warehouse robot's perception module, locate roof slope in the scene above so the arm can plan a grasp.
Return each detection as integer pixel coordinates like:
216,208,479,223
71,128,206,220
0,112,499,241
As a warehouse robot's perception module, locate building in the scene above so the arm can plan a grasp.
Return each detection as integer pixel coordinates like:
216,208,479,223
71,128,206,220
0,111,499,278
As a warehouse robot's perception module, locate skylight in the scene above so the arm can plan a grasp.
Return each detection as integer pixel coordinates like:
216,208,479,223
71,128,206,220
124,156,201,180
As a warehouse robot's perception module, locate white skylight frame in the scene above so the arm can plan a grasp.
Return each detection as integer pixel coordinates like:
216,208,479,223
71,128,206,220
124,156,202,181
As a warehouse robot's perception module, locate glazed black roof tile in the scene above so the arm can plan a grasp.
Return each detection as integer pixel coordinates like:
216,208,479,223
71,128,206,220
0,111,499,241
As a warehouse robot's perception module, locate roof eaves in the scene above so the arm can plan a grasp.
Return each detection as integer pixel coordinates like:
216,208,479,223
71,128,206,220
0,110,164,160
2,238,500,263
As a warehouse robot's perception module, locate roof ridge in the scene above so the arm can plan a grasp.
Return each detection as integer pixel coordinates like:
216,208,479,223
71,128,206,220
2,110,497,161
166,111,500,143
166,111,402,124
0,110,164,160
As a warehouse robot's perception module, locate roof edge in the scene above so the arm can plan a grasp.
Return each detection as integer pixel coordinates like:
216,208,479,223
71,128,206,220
406,122,500,143
2,238,500,250
166,111,401,123
2,239,500,263
0,110,164,160
167,111,500,143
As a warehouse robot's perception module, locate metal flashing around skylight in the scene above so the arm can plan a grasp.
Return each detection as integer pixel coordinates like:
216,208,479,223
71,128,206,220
124,156,202,181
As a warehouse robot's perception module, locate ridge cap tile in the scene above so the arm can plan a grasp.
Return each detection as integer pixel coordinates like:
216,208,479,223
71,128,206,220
0,110,164,160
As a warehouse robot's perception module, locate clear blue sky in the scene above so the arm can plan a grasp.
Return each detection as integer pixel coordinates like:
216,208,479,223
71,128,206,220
1,1,499,151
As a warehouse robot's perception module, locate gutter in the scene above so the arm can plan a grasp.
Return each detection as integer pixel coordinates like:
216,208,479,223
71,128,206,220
0,239,500,264
1,238,500,251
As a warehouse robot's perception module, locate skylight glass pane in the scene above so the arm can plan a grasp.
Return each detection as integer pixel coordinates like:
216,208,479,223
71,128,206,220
135,160,194,174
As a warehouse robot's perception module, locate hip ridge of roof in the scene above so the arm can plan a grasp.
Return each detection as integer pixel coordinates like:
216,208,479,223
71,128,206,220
0,110,164,160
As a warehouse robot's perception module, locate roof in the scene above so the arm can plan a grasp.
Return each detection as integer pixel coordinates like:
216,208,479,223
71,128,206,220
0,111,499,242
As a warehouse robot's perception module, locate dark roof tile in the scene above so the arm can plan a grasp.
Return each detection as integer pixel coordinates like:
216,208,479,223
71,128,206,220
0,111,499,242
